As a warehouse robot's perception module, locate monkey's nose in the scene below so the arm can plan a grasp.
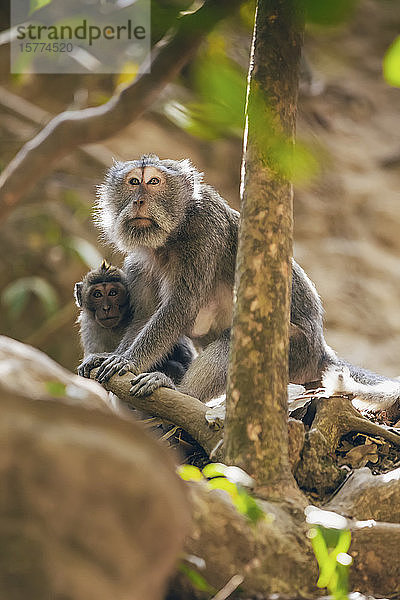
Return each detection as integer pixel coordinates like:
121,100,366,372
134,198,145,206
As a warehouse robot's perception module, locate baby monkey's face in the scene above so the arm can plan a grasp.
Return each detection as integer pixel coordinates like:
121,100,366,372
87,281,128,328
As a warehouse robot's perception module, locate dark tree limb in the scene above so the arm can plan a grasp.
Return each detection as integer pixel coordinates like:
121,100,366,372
98,371,224,459
0,0,242,221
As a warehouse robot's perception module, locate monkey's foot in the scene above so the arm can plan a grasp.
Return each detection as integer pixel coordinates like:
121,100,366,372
78,353,109,378
130,372,175,397
95,354,139,383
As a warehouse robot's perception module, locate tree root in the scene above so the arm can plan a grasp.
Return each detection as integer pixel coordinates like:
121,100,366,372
294,394,400,497
350,520,400,595
325,466,400,523
2,336,400,597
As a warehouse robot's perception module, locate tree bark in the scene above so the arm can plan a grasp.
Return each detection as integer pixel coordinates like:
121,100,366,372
2,336,400,598
225,0,305,497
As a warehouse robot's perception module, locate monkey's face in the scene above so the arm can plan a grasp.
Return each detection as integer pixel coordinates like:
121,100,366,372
86,282,129,328
96,155,201,251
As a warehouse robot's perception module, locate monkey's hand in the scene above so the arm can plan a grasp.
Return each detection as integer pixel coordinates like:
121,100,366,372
130,372,176,397
95,353,140,383
77,353,110,378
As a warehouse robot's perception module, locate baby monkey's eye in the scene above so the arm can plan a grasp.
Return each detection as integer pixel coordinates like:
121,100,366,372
108,289,118,296
129,177,140,185
147,177,160,185
92,290,103,298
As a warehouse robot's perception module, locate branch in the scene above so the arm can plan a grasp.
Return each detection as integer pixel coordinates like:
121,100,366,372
0,84,111,168
2,336,399,598
0,0,243,221
99,371,224,459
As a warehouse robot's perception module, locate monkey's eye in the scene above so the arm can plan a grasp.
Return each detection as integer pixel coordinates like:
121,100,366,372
129,177,140,185
147,177,160,185
92,290,103,298
108,289,118,296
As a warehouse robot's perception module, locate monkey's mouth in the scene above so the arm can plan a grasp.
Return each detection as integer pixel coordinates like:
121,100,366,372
97,316,120,328
130,217,156,228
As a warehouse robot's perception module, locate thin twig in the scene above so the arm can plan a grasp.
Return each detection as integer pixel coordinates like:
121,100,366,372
211,574,244,600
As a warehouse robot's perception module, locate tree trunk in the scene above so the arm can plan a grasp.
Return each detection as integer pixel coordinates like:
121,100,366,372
225,0,304,498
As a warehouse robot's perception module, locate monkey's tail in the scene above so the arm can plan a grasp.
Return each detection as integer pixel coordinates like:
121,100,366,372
321,361,400,412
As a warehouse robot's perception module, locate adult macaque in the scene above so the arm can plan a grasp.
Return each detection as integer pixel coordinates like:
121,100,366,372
79,155,400,411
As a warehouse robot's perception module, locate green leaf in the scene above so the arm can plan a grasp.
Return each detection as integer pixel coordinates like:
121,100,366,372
236,488,265,524
177,465,204,481
306,0,359,26
164,44,246,140
29,0,53,15
45,381,67,397
206,477,265,524
207,476,239,497
68,237,103,269
333,530,351,555
309,527,330,569
308,517,352,598
202,462,227,478
383,36,400,87
311,531,337,589
179,563,215,593
1,277,59,318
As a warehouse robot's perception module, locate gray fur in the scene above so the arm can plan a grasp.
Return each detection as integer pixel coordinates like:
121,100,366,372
322,364,400,411
76,261,194,384
90,154,399,410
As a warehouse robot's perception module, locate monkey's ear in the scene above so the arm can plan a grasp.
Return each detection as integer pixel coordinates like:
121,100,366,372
74,282,83,307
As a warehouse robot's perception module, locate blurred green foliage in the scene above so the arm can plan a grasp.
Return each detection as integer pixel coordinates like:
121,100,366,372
178,563,215,594
45,381,67,396
178,463,265,525
164,32,318,182
305,0,359,26
383,36,400,87
177,38,246,139
306,507,352,600
29,0,53,16
2,277,59,320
